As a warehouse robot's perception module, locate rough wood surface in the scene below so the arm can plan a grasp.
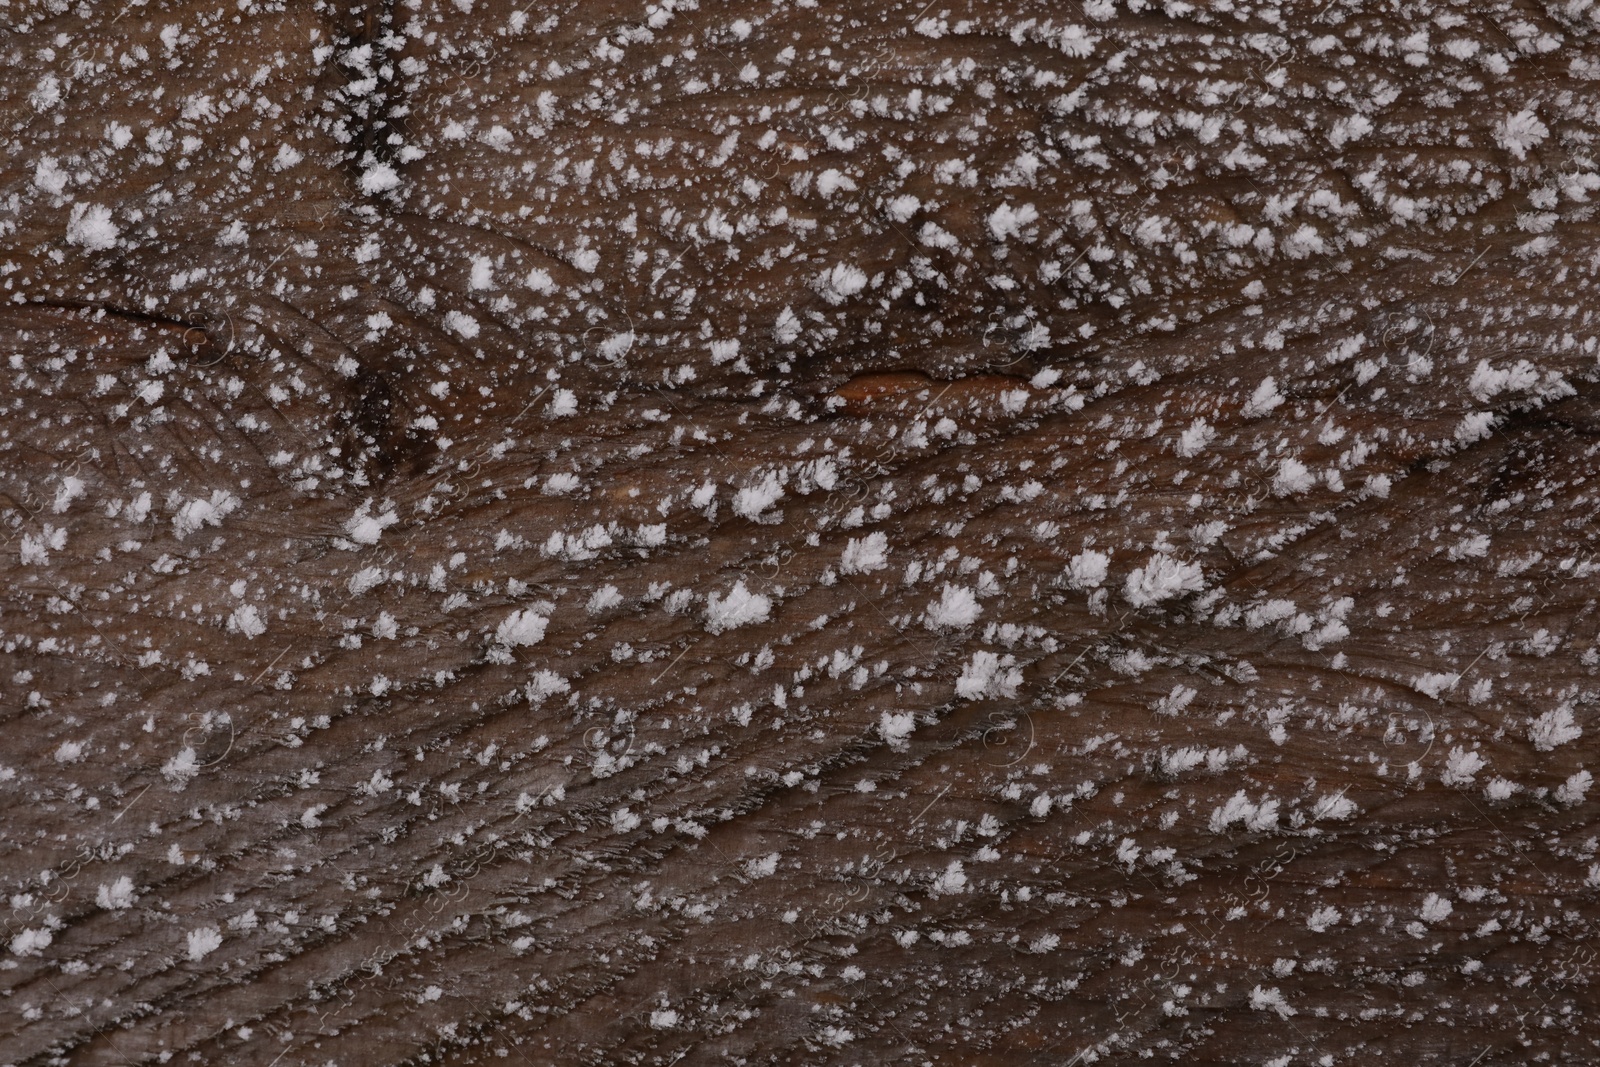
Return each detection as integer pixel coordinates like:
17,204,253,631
3,0,1600,1063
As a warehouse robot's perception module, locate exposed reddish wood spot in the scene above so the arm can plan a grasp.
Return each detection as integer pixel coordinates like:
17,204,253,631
829,371,1033,416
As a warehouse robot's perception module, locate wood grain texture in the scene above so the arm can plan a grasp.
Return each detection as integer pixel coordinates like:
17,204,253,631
3,0,1599,1063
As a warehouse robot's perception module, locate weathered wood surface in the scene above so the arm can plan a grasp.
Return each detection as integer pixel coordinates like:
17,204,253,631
3,0,1600,1063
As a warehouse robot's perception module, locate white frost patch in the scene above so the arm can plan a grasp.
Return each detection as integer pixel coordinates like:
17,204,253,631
547,389,578,417
543,524,614,560
813,167,856,198
1469,358,1540,402
813,263,868,305
1307,906,1341,932
1271,457,1316,496
172,490,240,539
1411,671,1457,699
543,472,581,495
987,202,1039,242
704,580,771,634
345,507,398,545
67,203,120,251
1209,791,1279,833
1495,108,1549,161
1484,777,1520,803
34,156,70,195
1174,419,1215,457
818,1026,855,1047
590,327,634,364
52,475,85,513
839,532,889,575
524,670,570,705
358,161,401,195
924,584,982,631
227,604,267,639
1309,792,1357,822
1556,770,1593,806
468,255,495,290
955,650,1021,700
1456,411,1495,444
649,1009,679,1029
97,876,138,910
495,606,552,647
162,747,201,788
1419,893,1453,923
186,926,223,961
443,310,480,339
930,860,968,895
1242,376,1284,418
1529,705,1582,751
733,471,786,521
879,710,916,745
1440,746,1486,787
886,194,921,222
1066,548,1109,589
1124,555,1204,608
347,566,386,595
1249,986,1296,1018
745,852,779,878
587,585,624,614
10,928,52,957
54,740,85,763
